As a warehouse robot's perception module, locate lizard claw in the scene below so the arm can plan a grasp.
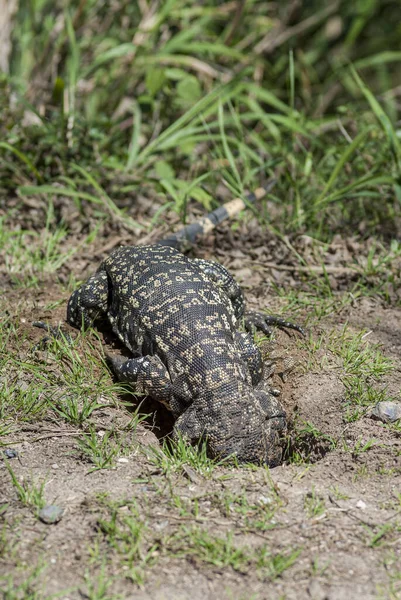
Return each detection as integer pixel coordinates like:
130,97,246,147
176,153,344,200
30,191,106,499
244,312,305,337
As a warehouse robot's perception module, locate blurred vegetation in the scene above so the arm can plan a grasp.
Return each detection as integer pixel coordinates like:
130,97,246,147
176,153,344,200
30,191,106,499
1,0,401,239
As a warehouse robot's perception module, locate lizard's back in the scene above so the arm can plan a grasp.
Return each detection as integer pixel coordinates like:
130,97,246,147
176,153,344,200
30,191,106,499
102,244,238,358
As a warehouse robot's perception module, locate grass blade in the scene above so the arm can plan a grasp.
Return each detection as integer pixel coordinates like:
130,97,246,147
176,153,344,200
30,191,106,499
0,142,42,182
351,65,401,175
125,101,142,171
315,127,372,205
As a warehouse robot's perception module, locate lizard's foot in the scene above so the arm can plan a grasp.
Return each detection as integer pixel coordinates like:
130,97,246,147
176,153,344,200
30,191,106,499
258,382,281,397
32,321,73,350
244,312,305,337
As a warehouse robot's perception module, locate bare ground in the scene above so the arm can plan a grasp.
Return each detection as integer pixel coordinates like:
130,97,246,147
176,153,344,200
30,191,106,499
1,219,401,600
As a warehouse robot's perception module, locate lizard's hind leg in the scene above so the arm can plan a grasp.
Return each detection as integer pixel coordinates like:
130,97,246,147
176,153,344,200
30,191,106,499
192,258,304,336
192,258,245,320
244,313,305,337
67,270,110,329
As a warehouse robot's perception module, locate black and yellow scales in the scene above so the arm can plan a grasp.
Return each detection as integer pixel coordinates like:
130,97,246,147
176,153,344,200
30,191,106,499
66,180,304,466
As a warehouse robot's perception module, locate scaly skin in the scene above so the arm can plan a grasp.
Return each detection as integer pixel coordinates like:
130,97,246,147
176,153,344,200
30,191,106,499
67,245,303,466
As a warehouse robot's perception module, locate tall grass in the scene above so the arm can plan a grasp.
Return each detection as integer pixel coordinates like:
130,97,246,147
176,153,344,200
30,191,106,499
1,0,401,239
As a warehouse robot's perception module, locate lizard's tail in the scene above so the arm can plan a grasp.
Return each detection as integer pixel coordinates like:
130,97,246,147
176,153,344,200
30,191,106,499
158,179,277,249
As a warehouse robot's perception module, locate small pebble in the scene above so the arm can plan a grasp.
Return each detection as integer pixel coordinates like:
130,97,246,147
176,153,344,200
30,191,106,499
258,495,272,505
371,401,401,423
3,449,18,459
153,520,169,531
38,505,64,524
51,463,59,469
356,500,366,510
117,457,129,464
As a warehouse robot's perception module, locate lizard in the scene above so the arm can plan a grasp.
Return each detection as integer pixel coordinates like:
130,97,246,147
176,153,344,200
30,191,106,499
37,180,304,466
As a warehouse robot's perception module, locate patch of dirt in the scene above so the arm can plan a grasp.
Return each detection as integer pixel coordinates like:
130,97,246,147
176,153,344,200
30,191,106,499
1,224,401,600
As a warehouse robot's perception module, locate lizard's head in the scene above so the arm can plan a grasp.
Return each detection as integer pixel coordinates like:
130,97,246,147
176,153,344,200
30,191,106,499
173,389,286,466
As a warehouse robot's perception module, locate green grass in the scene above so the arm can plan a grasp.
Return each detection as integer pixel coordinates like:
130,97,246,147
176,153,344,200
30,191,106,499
0,563,49,600
284,321,396,461
285,420,337,465
4,462,46,514
76,408,147,472
297,323,394,417
346,436,380,457
89,488,299,588
303,487,326,519
329,327,393,378
77,427,122,472
2,1,401,243
0,508,18,561
216,487,282,532
1,330,123,425
0,319,147,472
95,498,157,586
0,204,97,288
169,525,300,580
82,567,122,600
147,433,231,477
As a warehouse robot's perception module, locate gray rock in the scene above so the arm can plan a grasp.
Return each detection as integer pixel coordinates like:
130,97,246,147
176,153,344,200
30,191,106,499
3,448,18,459
371,401,401,423
38,505,64,524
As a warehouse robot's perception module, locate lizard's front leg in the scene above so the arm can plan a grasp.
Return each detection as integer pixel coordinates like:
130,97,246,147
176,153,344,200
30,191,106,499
67,270,109,329
107,354,172,408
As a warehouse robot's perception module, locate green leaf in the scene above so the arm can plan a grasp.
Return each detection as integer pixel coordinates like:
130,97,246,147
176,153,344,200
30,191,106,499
189,186,212,211
145,67,166,97
164,68,189,80
51,77,65,108
155,160,175,180
176,76,202,104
